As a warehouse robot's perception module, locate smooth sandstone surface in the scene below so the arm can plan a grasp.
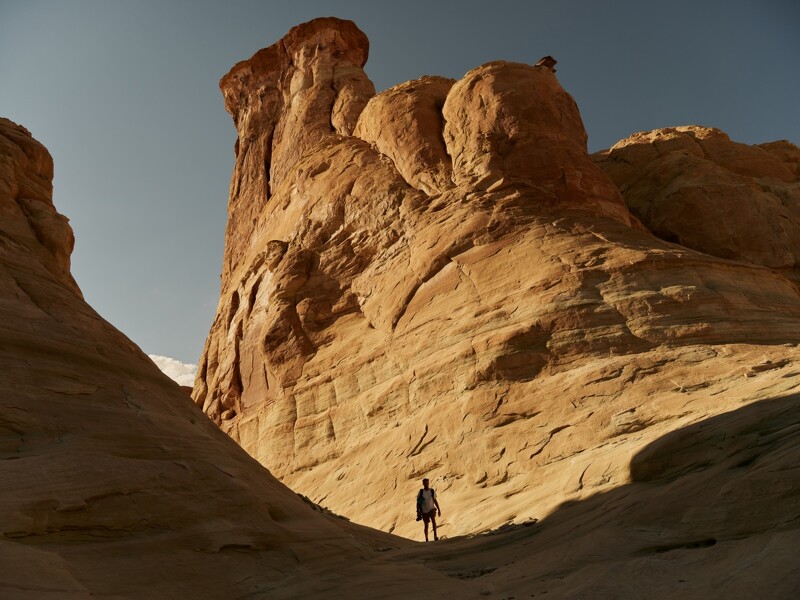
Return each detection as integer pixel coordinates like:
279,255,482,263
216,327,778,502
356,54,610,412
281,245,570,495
194,19,800,589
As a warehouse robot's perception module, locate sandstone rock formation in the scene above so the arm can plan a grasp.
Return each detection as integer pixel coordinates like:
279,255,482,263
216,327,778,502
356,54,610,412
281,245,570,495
4,17,800,598
194,15,800,563
0,117,419,598
0,119,78,294
594,126,800,279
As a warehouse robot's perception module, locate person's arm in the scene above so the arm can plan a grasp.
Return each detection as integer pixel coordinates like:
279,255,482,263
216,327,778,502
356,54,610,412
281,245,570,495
434,494,441,516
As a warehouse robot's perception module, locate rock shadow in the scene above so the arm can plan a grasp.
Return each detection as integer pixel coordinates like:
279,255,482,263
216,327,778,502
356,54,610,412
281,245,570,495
421,392,800,597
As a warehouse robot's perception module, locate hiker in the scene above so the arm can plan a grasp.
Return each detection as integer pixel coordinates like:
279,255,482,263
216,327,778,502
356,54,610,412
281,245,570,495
416,478,441,541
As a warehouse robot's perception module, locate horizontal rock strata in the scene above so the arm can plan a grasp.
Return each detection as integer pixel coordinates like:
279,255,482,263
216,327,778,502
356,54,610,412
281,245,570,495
4,16,800,598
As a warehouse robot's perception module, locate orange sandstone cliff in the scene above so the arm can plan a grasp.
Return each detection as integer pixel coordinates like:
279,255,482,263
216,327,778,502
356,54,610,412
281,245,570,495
193,15,800,562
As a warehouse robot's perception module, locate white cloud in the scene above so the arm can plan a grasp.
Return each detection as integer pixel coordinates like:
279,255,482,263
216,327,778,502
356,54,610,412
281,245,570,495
149,354,197,387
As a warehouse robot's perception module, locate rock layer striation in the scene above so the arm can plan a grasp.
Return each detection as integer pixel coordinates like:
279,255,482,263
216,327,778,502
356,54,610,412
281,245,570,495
3,17,800,599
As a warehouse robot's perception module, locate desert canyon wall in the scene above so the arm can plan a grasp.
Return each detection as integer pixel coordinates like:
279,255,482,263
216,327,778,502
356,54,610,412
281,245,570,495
4,16,800,600
0,117,429,598
194,15,800,550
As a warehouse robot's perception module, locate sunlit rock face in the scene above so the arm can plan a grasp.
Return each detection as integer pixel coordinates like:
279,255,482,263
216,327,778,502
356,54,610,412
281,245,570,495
195,17,800,541
594,126,800,279
0,117,395,597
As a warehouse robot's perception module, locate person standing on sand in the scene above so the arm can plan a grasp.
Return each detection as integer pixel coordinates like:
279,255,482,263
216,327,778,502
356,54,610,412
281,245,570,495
416,478,441,541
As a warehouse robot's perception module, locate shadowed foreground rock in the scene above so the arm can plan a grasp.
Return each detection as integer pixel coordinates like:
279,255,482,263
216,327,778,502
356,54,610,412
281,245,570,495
195,17,800,554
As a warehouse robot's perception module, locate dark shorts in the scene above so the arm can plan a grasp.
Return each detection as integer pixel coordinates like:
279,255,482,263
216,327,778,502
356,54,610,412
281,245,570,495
422,509,436,523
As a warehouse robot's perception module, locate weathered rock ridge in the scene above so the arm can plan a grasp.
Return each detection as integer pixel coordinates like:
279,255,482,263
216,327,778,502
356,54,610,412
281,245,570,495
194,15,800,567
595,126,800,280
0,118,79,294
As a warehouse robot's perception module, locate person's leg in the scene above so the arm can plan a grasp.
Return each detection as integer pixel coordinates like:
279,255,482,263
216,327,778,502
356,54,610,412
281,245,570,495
431,514,438,540
423,517,429,541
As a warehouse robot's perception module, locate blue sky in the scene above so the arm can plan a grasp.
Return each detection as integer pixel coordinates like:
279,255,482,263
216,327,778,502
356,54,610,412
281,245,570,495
1,0,798,372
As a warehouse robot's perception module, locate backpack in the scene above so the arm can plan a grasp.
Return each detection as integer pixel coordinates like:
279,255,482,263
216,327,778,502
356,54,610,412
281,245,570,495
416,488,435,512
